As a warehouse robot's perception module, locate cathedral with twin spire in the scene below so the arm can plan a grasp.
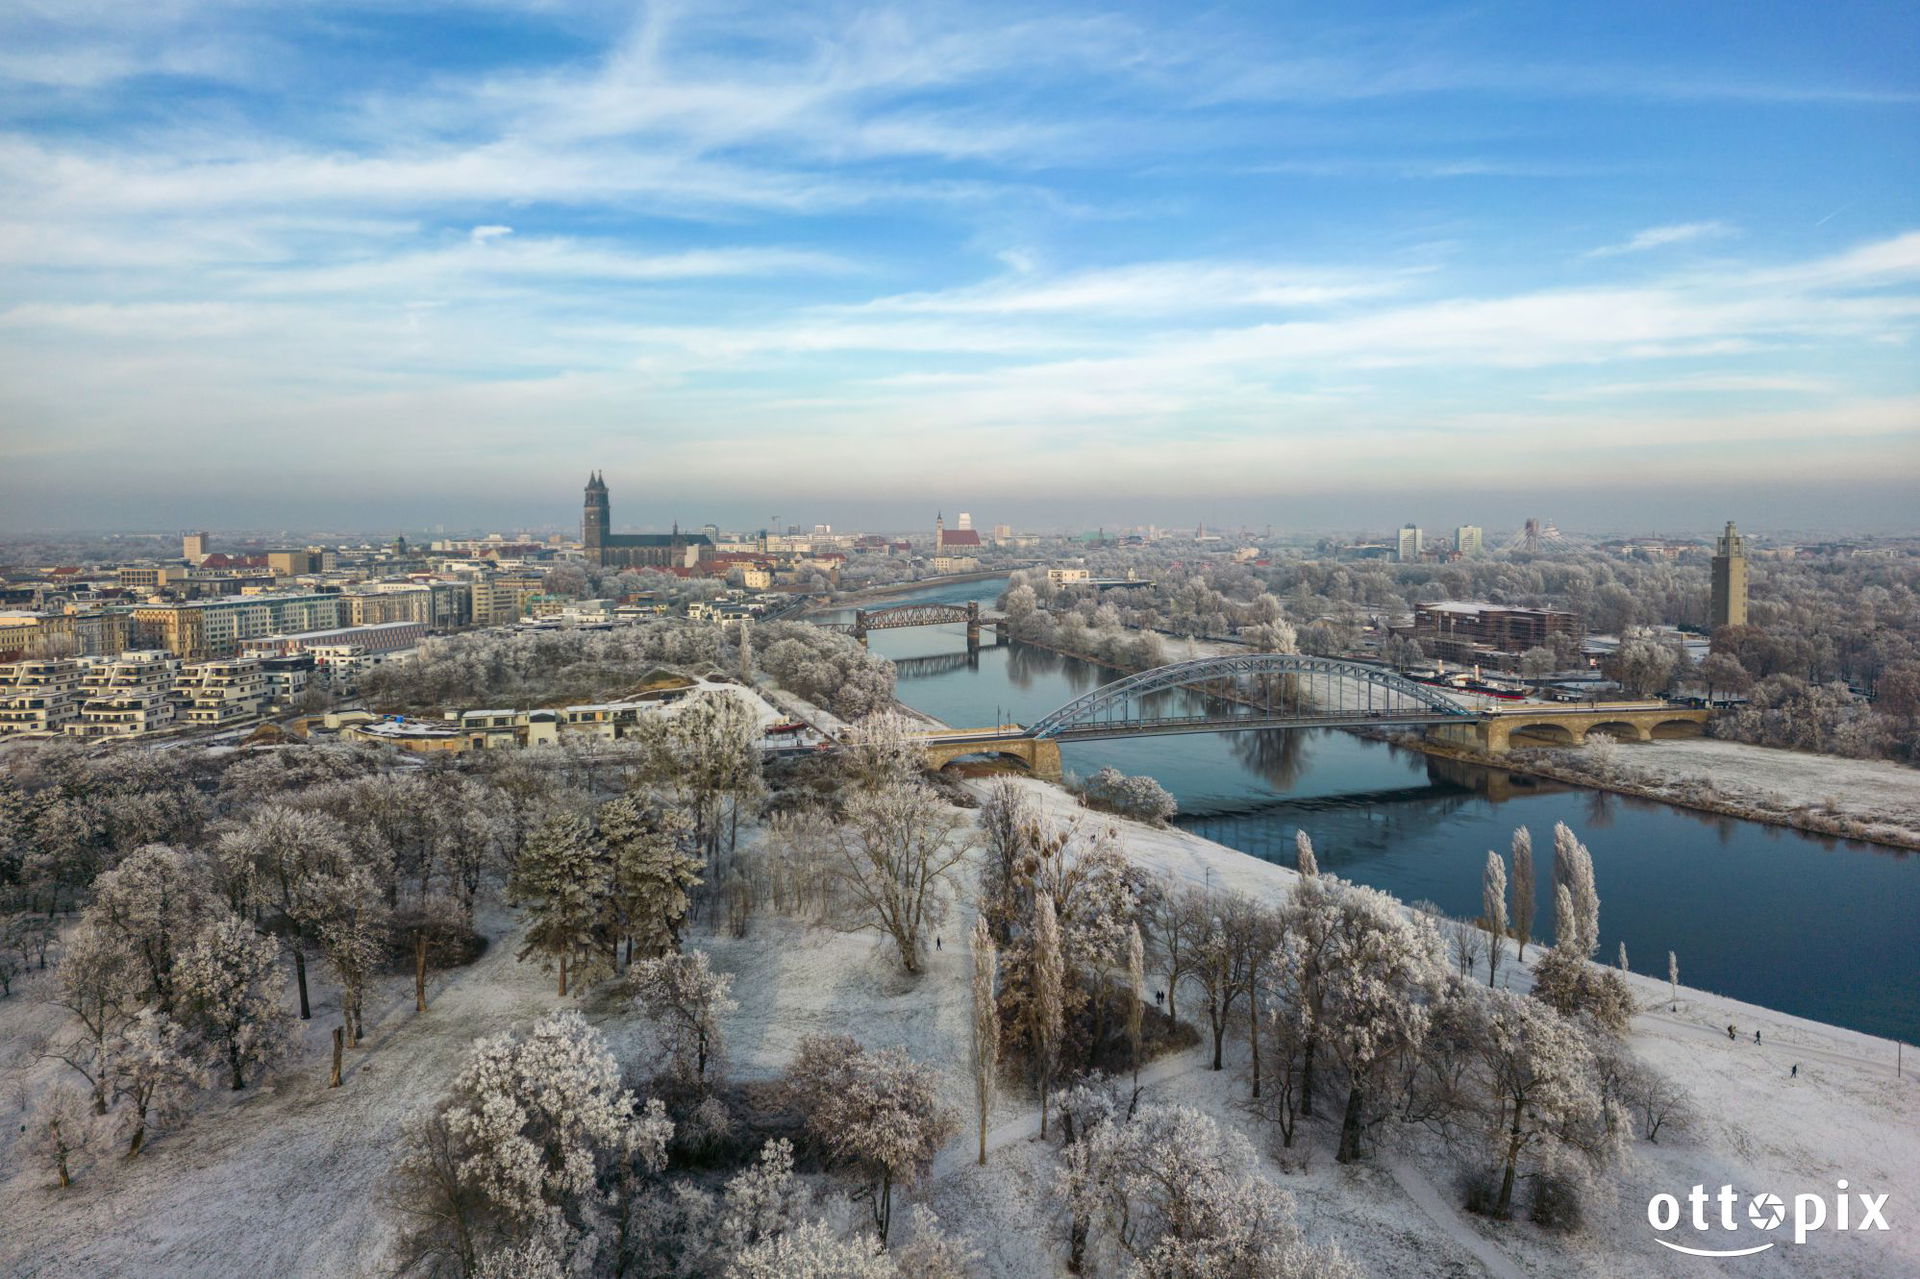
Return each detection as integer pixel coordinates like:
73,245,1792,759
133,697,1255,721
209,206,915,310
581,472,714,569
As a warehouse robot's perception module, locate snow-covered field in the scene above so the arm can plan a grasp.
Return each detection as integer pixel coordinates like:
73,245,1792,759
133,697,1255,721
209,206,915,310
1,771,1914,1277
1541,736,1920,847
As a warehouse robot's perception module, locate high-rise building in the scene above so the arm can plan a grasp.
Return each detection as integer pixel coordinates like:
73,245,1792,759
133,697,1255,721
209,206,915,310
1397,524,1423,562
1454,525,1483,557
182,531,210,562
1711,520,1748,629
957,512,973,530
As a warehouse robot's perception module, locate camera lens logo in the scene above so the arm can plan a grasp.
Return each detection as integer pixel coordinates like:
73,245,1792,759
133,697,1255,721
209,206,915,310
1746,1193,1786,1231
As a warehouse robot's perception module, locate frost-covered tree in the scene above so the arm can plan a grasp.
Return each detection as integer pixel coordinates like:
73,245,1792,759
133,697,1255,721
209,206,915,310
47,921,144,1114
1447,987,1619,1218
1293,829,1318,878
970,917,999,1165
301,859,389,1046
886,1206,976,1278
835,710,930,790
654,690,764,877
1482,851,1508,989
1054,1100,1357,1279
828,780,973,975
1550,823,1600,958
1509,827,1535,960
1125,923,1145,1087
509,813,610,996
1667,951,1679,1010
1080,767,1177,824
1032,891,1065,1140
176,915,297,1090
107,1009,204,1155
598,796,701,963
395,1011,670,1275
1316,884,1445,1162
627,949,737,1094
782,1035,957,1242
725,1219,892,1279
33,1087,97,1189
85,843,218,1016
214,804,356,1020
675,1138,814,1273
976,778,1038,945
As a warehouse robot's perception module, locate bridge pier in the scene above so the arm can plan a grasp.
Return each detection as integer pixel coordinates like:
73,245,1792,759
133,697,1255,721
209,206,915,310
1425,707,1709,756
920,734,1061,780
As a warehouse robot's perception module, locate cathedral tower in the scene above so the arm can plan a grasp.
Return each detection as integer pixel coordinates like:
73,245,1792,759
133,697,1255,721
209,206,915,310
583,471,610,564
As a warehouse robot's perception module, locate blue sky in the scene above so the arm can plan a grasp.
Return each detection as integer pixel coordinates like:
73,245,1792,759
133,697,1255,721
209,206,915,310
1,0,1916,534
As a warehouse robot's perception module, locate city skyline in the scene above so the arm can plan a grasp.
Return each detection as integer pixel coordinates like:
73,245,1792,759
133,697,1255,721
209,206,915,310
3,1,1917,531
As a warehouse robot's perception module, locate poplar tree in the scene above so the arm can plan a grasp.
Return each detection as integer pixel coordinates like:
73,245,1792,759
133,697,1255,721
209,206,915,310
1509,827,1536,960
1294,829,1318,878
1482,851,1507,989
1032,892,1064,1141
1125,923,1145,1089
969,917,999,1165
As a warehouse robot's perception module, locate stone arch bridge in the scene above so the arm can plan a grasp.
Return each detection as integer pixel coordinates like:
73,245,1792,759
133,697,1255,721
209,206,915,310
907,654,1709,779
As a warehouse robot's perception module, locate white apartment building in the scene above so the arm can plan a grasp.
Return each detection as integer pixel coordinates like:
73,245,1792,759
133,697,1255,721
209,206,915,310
173,657,269,726
0,657,93,737
1046,566,1092,586
1398,524,1424,562
66,651,182,739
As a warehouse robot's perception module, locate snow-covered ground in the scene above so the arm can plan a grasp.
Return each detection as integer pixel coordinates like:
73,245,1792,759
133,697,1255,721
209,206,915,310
2,772,1914,1277
947,779,1920,1279
1552,736,1920,846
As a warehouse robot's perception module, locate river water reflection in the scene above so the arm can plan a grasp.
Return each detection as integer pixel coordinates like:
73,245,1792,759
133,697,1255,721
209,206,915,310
819,581,1919,1042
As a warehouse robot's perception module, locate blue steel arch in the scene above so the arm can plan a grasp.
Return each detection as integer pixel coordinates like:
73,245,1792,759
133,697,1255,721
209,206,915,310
1024,653,1477,739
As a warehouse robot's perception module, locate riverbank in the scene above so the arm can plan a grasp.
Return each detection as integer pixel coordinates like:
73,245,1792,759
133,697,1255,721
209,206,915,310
807,568,1013,612
960,774,1919,1279
1379,729,1920,852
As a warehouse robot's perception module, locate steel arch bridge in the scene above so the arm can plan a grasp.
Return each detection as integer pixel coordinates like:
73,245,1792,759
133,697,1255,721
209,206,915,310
1023,653,1477,741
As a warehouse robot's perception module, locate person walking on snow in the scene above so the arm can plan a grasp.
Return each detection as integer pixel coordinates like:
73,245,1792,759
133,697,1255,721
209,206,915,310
1728,1024,1737,1041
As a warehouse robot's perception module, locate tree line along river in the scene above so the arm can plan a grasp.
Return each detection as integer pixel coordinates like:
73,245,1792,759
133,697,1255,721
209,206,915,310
819,579,1920,1045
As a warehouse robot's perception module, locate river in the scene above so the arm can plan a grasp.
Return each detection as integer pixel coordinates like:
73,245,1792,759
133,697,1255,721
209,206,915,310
820,579,1920,1044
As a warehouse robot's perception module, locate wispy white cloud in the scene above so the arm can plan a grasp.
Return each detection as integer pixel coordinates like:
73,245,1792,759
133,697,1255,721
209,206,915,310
1586,221,1738,258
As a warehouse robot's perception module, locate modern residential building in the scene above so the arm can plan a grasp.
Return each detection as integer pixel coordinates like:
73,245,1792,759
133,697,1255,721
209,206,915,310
1397,524,1423,562
118,564,192,594
173,657,269,726
1711,520,1748,629
1413,601,1583,666
67,650,182,738
345,586,433,626
257,654,314,708
266,549,321,575
241,620,428,660
0,609,132,661
132,593,344,660
182,531,209,561
1047,567,1092,586
0,657,92,737
1454,525,1484,557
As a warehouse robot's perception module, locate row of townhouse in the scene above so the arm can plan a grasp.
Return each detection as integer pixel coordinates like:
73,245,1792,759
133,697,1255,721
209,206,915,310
1,650,324,741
